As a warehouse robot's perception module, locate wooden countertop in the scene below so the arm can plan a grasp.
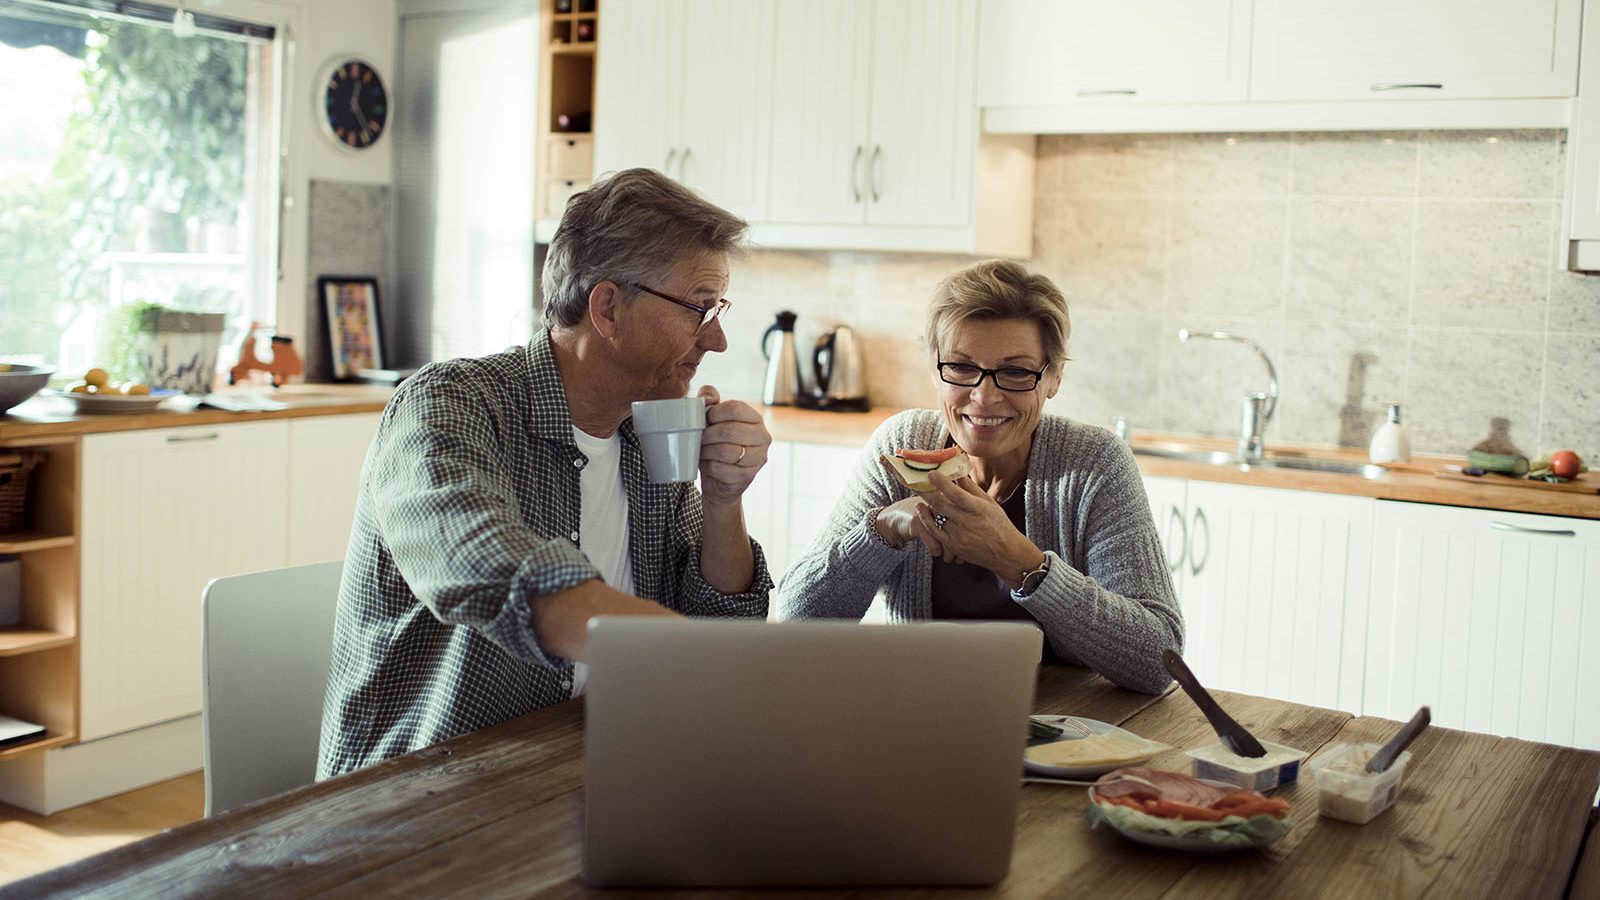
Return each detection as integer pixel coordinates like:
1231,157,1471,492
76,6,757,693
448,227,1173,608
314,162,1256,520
14,666,1598,898
0,384,393,441
758,406,1600,521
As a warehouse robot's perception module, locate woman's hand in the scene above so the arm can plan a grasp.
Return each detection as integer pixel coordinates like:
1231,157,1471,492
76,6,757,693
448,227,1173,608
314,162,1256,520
919,471,1046,588
873,495,960,560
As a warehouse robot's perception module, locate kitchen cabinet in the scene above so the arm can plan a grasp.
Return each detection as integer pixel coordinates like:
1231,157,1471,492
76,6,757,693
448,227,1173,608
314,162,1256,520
1563,0,1600,268
79,422,290,741
286,413,380,566
977,0,1250,108
983,0,1579,133
761,0,1032,254
0,436,79,761
1365,501,1600,751
592,0,775,220
1144,476,1373,714
1251,0,1580,103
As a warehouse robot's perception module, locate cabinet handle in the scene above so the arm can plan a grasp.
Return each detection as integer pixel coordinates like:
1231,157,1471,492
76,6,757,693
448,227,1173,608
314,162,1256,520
1370,82,1444,91
1491,520,1576,537
664,148,677,178
851,145,863,203
166,432,220,444
869,145,882,204
1166,504,1188,574
1189,507,1210,577
1077,88,1137,96
679,146,691,182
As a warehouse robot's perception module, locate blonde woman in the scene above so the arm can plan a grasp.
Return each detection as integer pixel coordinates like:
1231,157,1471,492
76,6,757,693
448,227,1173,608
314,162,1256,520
775,260,1181,693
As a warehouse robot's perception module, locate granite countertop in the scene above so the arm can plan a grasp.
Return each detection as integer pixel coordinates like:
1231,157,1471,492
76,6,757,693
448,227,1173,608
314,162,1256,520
758,405,1600,521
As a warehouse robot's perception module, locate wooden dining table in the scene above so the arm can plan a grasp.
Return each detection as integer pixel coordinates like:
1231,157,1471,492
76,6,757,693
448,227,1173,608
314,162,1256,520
8,665,1600,899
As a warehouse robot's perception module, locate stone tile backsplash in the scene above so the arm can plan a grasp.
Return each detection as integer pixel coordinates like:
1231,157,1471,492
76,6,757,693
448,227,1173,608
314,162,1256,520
700,130,1600,462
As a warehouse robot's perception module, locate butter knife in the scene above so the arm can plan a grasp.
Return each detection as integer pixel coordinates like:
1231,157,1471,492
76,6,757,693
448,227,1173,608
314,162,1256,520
1367,706,1430,773
1162,649,1267,758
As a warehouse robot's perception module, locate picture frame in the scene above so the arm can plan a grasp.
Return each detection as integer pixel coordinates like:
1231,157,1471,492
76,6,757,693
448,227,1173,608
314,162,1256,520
318,276,384,381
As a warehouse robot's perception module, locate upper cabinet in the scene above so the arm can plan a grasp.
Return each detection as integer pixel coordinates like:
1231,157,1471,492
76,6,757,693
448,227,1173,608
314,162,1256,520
1252,0,1580,102
977,0,1250,108
594,0,775,220
770,0,975,229
982,0,1581,134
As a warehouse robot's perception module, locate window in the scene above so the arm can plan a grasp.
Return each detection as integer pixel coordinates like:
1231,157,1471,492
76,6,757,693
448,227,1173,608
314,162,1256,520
0,0,280,381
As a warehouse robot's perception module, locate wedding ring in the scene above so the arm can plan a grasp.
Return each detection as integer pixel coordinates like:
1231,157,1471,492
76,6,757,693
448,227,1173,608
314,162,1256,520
933,513,949,529
736,445,747,465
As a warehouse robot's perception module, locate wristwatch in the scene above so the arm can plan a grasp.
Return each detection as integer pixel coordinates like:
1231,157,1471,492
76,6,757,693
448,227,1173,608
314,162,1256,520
1016,555,1051,596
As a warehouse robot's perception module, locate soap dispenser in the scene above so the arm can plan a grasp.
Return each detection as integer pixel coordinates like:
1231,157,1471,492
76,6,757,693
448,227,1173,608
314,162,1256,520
1369,403,1411,464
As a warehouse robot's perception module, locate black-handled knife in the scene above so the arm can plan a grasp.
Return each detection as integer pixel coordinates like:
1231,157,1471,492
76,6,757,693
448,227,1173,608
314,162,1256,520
1162,649,1267,758
1367,706,1430,773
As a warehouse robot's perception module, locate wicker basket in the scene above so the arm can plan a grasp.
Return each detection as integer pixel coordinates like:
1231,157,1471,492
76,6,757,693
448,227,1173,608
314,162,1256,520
0,451,40,534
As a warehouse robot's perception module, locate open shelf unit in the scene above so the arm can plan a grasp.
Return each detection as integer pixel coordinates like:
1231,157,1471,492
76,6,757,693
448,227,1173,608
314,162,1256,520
537,0,598,221
0,434,79,758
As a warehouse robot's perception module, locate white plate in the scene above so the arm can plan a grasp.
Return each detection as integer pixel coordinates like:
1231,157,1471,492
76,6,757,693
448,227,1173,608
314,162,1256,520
1086,782,1288,853
1024,716,1168,779
45,388,180,414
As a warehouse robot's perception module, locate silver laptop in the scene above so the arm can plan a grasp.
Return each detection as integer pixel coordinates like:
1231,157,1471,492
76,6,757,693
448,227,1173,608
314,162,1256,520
581,618,1041,888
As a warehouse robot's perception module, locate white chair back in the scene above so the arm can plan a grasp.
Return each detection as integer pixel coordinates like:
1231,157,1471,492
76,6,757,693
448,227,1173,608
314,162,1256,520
201,560,343,816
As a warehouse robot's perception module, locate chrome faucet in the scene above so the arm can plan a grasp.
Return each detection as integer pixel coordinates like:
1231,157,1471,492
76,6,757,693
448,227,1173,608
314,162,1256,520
1177,329,1279,464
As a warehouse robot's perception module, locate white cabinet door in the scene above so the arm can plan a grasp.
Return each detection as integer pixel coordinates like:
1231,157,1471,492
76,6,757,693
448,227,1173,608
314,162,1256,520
977,0,1249,108
1252,0,1580,102
593,0,684,178
742,440,790,586
864,0,976,228
1181,481,1373,713
286,413,380,566
768,0,874,225
678,0,775,220
1366,502,1600,750
80,423,290,741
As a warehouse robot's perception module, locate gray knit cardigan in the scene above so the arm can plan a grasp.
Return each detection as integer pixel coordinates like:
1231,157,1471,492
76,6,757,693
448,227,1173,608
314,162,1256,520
774,409,1183,694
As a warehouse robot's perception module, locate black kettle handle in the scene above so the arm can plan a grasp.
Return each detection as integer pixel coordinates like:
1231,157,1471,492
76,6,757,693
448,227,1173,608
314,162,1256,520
761,323,780,361
813,332,836,392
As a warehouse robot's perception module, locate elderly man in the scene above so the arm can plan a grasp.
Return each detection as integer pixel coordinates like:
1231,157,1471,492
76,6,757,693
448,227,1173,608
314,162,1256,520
318,168,773,778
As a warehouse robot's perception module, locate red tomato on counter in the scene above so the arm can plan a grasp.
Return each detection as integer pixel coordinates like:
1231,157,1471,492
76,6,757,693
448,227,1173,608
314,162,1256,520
1550,450,1582,479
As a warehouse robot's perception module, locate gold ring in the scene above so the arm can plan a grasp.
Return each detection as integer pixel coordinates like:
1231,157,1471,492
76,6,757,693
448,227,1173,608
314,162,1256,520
736,445,747,464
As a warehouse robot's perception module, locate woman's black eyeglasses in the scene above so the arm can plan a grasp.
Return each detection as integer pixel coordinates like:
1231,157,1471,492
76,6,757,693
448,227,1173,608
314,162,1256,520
628,281,731,331
937,360,1049,392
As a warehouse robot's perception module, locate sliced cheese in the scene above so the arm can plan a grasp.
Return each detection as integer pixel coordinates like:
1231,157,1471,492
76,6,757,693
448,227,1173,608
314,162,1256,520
1025,731,1160,768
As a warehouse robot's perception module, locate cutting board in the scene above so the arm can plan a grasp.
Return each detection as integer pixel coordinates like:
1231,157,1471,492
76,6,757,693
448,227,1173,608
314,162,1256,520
1434,469,1600,494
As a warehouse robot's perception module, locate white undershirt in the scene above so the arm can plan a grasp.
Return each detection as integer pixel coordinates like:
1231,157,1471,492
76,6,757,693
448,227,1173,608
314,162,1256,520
570,427,635,697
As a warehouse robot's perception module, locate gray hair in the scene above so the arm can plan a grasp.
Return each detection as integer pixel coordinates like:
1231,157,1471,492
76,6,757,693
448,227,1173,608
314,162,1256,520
541,168,748,328
925,260,1071,367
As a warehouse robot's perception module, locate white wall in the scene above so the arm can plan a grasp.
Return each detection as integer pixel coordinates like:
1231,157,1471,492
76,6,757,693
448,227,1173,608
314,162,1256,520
210,0,396,352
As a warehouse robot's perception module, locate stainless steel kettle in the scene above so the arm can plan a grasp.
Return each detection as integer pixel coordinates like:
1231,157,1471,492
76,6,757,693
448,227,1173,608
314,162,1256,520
761,310,804,406
811,325,869,411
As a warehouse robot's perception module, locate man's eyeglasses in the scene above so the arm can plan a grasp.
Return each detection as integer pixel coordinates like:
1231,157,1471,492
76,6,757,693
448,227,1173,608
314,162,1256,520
628,281,731,331
937,360,1049,392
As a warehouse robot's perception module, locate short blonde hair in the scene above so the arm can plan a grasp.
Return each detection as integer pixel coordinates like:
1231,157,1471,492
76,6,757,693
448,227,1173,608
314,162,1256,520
925,260,1070,366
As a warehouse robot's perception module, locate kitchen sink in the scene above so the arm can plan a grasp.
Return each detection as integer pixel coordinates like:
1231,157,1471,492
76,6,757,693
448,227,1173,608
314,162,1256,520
1131,444,1388,480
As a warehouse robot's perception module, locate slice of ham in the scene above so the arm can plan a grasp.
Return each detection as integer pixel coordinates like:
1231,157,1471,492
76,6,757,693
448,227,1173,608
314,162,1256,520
1093,767,1238,808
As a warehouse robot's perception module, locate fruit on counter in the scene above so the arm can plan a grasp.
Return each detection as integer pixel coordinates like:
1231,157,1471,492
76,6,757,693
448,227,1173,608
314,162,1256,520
83,367,109,388
118,381,150,395
1466,450,1529,476
1550,450,1583,480
65,368,150,395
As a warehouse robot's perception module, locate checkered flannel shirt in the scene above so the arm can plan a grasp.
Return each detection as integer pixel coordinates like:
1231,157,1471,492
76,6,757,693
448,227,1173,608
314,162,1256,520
317,328,772,778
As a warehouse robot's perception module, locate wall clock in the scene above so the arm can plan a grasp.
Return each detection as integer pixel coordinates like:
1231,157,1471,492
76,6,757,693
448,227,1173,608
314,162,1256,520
320,58,389,150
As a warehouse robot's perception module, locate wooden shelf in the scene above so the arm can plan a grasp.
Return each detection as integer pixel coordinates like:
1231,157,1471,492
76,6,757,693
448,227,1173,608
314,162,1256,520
0,730,75,761
0,531,75,554
550,43,596,55
0,628,75,657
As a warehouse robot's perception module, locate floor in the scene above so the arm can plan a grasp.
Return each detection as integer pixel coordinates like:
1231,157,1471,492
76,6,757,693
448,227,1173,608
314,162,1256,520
0,771,204,885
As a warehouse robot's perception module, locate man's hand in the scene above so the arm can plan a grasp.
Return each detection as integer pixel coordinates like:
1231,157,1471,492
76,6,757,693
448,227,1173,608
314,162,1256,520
696,385,770,508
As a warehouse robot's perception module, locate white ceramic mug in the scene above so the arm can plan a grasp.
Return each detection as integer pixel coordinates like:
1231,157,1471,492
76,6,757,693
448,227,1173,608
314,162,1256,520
630,397,707,483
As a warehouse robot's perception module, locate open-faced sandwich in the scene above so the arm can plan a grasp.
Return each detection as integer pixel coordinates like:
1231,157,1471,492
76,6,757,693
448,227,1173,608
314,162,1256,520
882,446,972,493
1085,766,1292,848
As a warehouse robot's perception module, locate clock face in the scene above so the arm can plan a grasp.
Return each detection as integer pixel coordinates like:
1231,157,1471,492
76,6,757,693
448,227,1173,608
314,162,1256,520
323,60,388,150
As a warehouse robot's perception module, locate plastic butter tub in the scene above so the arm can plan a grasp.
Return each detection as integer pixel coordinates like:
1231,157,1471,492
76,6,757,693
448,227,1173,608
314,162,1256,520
1310,742,1411,824
1187,740,1309,792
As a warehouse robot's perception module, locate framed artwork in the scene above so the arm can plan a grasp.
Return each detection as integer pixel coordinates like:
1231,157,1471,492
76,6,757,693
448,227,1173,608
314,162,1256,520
318,276,384,381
